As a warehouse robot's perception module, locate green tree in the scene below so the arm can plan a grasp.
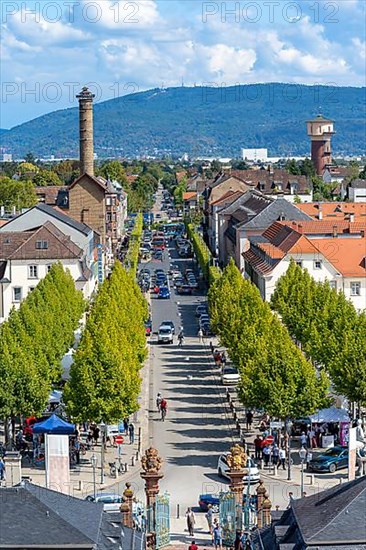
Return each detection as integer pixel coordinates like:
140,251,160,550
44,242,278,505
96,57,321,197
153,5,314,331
33,169,62,186
0,178,37,210
98,160,128,186
18,162,38,174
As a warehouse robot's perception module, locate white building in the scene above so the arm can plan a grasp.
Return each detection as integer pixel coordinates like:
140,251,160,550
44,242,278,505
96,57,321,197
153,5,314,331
241,148,268,162
243,221,366,311
348,180,366,203
0,204,98,322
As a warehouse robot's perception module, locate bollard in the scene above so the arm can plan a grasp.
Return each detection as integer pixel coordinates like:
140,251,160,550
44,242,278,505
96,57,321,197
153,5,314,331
226,390,230,401
136,451,140,461
131,455,136,467
125,462,128,473
138,427,142,442
273,465,278,477
236,421,241,433
177,504,180,519
260,459,264,470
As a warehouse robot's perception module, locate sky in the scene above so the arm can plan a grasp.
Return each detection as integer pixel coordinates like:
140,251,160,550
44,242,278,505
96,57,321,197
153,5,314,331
1,0,365,128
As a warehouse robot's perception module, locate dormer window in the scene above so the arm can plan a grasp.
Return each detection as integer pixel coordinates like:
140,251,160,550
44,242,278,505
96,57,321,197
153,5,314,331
36,240,48,249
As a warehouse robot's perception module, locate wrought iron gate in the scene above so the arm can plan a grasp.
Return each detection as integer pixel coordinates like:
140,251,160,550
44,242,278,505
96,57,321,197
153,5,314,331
146,492,170,549
219,491,241,546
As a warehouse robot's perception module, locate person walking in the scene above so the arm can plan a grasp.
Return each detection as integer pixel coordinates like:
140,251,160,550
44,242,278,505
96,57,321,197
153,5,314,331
186,507,195,536
74,438,81,465
262,445,270,467
188,541,198,550
93,425,100,446
306,450,313,470
246,410,253,431
160,398,167,421
123,418,129,435
205,504,213,535
0,457,5,482
128,423,135,444
279,447,286,470
300,431,307,449
213,523,223,549
198,328,203,343
254,435,262,460
234,530,244,550
272,443,279,466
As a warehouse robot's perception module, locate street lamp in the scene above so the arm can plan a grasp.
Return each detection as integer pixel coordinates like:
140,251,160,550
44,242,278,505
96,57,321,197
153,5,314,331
91,454,97,500
286,420,293,481
100,422,106,485
299,446,307,498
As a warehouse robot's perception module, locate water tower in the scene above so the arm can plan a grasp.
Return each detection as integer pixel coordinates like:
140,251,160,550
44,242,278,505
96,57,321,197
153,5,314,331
306,114,335,176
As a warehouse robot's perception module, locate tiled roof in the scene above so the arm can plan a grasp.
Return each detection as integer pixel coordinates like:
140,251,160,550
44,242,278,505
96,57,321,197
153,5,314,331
183,192,196,201
297,202,366,221
35,185,67,205
279,219,366,234
350,178,366,189
36,203,92,235
211,190,243,206
257,242,285,259
69,172,107,191
0,222,83,261
243,248,275,275
312,237,366,277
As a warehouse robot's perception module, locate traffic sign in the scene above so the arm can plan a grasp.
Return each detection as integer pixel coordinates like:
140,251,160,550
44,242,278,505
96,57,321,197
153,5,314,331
115,435,124,445
270,421,283,429
264,435,274,445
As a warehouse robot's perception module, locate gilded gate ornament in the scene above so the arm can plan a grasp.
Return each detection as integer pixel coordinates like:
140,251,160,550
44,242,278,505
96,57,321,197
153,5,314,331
141,447,163,474
227,444,248,471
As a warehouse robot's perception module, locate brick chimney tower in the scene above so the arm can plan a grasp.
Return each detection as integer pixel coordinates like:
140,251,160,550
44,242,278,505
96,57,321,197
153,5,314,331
76,86,95,176
306,114,335,176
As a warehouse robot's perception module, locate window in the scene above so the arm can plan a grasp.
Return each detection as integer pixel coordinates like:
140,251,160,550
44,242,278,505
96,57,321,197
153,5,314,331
29,287,35,293
47,265,52,273
350,282,361,296
329,281,337,290
296,261,303,268
35,240,48,249
314,260,322,270
13,287,22,302
28,265,38,279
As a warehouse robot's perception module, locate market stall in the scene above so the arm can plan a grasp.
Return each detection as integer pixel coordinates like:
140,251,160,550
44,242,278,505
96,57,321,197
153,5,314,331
309,407,350,448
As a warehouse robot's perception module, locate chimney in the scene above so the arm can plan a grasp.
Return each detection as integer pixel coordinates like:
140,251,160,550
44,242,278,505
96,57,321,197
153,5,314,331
333,225,338,238
76,86,95,176
350,212,355,223
318,204,323,220
4,452,22,487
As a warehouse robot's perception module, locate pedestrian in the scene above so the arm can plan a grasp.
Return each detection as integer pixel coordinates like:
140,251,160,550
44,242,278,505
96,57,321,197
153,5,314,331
234,530,244,550
186,507,195,536
93,425,100,446
306,450,313,470
300,431,307,449
246,410,253,431
0,457,5,482
308,428,316,448
279,447,286,470
74,438,80,465
262,445,270,467
254,435,262,460
123,418,129,435
213,523,223,549
198,328,203,343
287,492,294,509
205,504,213,535
188,540,198,550
128,423,135,444
221,351,226,366
272,444,279,465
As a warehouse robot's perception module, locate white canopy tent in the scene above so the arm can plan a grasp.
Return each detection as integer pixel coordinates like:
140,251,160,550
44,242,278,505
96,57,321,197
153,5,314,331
309,407,349,424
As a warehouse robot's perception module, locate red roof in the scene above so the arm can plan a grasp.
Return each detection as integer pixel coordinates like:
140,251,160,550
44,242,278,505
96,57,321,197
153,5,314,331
183,192,196,201
297,202,366,221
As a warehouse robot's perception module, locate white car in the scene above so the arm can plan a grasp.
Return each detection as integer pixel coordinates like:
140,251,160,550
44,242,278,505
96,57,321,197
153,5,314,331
221,366,240,386
217,455,260,483
85,493,123,512
158,326,174,344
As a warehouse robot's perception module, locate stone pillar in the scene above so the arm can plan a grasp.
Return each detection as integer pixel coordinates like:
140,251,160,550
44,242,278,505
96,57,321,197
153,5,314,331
262,492,272,526
140,447,164,549
227,444,248,530
4,452,21,487
120,482,134,528
256,480,266,529
76,86,95,176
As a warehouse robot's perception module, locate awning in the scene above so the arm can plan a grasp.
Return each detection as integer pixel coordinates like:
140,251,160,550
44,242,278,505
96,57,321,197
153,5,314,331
32,414,75,434
309,407,349,424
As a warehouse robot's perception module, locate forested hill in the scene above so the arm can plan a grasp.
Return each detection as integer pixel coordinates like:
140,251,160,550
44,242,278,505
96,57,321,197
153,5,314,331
1,84,365,158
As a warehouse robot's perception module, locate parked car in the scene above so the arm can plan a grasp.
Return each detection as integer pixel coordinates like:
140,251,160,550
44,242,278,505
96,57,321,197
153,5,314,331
161,320,175,334
85,493,123,512
158,326,174,344
158,286,170,299
153,250,163,260
198,493,220,513
176,285,192,295
221,366,240,386
308,446,349,473
217,454,260,483
195,304,208,317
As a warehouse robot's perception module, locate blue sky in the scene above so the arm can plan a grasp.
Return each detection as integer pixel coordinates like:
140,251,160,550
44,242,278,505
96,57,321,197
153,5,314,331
1,0,365,127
